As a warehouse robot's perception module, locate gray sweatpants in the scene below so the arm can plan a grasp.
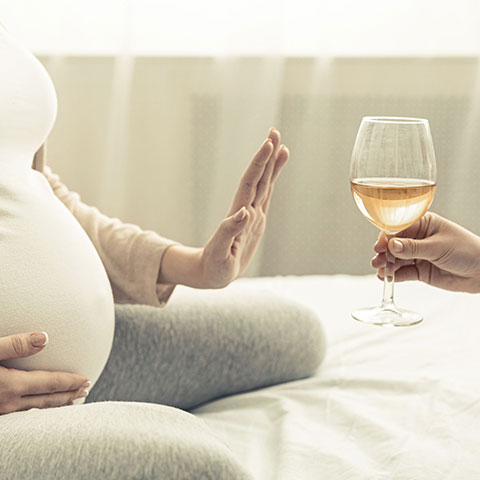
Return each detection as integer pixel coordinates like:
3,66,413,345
0,286,326,480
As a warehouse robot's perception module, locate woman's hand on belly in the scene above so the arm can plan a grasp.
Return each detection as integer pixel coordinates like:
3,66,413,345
0,331,91,415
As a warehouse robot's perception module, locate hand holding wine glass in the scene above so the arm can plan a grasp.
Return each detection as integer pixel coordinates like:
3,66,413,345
371,212,480,294
350,116,437,326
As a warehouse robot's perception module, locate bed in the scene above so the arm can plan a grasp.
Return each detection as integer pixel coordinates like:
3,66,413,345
179,274,480,479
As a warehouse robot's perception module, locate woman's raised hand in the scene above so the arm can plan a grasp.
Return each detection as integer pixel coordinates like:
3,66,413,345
0,332,90,415
200,127,289,288
371,212,480,293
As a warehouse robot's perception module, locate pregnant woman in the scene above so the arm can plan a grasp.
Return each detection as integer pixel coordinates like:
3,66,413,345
0,22,326,480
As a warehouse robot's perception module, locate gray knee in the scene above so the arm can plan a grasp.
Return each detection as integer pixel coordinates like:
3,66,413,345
175,284,327,379
0,402,252,480
257,292,327,382
277,296,327,377
173,284,327,385
222,287,327,388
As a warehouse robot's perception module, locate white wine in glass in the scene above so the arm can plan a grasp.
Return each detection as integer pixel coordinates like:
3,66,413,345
350,117,437,326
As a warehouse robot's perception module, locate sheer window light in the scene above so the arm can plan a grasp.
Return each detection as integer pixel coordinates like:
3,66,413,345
0,0,479,56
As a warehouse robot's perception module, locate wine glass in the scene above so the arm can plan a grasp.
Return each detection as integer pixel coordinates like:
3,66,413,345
350,116,437,326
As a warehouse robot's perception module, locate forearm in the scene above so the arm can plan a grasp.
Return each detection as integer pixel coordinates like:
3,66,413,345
157,244,206,288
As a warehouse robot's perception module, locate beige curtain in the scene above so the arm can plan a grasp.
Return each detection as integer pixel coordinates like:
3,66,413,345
39,55,480,277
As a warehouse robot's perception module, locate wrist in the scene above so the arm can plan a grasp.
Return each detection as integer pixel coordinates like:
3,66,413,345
157,244,205,288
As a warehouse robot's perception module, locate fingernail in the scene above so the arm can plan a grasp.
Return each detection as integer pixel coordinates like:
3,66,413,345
77,389,89,398
31,331,48,347
393,239,404,252
81,380,91,389
234,206,247,223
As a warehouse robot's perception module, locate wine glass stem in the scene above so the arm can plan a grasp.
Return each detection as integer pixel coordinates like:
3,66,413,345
381,234,395,309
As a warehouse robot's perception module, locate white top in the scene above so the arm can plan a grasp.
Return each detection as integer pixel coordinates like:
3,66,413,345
0,25,115,405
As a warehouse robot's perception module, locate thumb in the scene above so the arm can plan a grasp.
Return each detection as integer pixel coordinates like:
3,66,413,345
212,207,248,250
388,237,441,262
232,206,248,225
0,331,49,361
224,206,249,237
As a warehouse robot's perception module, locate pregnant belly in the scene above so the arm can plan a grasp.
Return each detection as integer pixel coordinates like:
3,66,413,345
0,173,115,405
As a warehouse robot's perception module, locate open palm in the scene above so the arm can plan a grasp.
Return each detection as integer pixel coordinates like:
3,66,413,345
200,128,289,288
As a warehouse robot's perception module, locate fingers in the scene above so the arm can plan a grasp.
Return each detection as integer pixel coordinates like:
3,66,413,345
14,388,88,414
232,136,274,210
262,145,289,214
373,231,388,253
373,251,416,284
371,252,385,269
373,212,440,269
373,214,436,255
371,252,414,270
262,184,275,216
394,214,430,240
270,145,289,184
267,127,282,160
0,369,90,415
0,331,49,361
11,369,90,397
253,128,281,207
377,265,420,283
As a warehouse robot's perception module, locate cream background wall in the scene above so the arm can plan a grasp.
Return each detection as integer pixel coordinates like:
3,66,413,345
36,55,480,277
2,0,480,277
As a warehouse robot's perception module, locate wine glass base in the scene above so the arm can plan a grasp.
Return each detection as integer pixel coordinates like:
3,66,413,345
352,305,423,327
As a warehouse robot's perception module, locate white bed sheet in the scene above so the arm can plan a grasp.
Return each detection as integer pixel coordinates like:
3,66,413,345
185,275,480,480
